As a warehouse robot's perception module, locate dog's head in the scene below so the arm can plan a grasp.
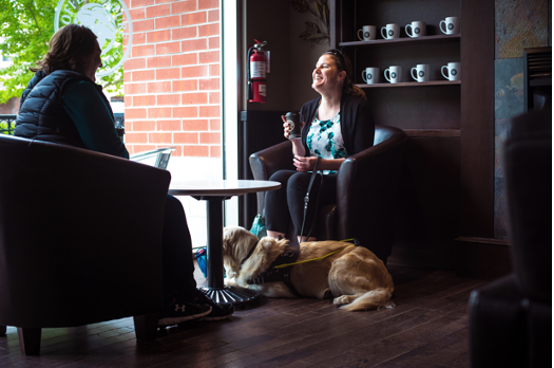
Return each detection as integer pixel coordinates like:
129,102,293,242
239,237,291,281
222,226,259,280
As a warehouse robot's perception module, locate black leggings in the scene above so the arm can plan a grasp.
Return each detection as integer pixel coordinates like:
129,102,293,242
265,170,337,237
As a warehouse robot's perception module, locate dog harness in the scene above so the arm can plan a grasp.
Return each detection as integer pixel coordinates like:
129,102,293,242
242,239,359,296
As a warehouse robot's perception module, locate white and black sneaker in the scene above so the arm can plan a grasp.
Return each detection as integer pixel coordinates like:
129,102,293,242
194,291,235,321
158,293,212,327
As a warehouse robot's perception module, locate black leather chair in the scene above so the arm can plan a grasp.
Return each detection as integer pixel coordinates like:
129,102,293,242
468,106,552,368
0,135,171,355
249,125,407,262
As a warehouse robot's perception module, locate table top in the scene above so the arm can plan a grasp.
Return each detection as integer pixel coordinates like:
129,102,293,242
169,179,281,197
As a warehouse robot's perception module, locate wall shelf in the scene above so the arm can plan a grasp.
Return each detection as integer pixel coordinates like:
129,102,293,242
356,80,460,88
339,34,460,48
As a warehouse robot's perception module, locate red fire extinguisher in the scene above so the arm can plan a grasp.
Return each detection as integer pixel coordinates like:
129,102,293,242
248,39,268,103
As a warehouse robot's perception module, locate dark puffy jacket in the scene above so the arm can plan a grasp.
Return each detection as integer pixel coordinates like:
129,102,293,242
15,70,98,148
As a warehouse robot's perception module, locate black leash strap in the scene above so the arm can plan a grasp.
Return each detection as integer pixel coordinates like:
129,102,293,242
299,156,324,240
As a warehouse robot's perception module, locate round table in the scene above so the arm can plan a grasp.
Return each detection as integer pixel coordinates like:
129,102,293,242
169,179,281,305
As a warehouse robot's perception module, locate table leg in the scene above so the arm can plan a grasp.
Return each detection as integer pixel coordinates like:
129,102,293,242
200,198,260,305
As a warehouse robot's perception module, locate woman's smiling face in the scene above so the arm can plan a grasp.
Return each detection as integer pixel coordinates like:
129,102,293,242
311,54,346,94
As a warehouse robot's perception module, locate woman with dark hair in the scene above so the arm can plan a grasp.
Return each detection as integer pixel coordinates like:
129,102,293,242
14,24,233,326
265,49,375,243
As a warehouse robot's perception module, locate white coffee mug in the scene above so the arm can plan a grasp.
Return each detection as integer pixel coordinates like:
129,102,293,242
362,67,380,84
440,17,460,35
381,23,400,39
357,25,377,41
441,62,461,81
405,21,426,38
411,64,430,82
384,66,403,84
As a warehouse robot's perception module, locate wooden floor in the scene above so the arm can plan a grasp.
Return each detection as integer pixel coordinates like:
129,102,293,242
0,262,486,368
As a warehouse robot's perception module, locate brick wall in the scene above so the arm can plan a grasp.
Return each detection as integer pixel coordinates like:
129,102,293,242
124,0,221,158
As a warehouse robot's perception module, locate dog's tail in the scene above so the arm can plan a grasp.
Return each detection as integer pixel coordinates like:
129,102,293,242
340,288,395,311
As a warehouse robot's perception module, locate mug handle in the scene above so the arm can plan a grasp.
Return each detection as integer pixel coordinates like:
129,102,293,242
405,24,413,37
362,70,367,83
440,20,447,34
357,29,363,41
384,69,391,82
411,67,418,81
381,27,387,39
441,65,450,80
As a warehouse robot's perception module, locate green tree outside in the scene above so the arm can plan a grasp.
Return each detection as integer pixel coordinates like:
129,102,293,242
0,0,123,105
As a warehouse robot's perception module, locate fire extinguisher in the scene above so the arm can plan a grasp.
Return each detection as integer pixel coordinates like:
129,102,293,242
247,39,268,103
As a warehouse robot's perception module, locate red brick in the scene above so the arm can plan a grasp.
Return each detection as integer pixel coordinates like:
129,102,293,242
133,44,155,57
200,132,220,144
146,4,170,18
181,92,208,105
209,92,220,104
132,70,155,81
199,0,218,10
174,106,198,118
182,65,209,78
209,118,221,130
181,12,206,26
155,15,180,29
182,119,209,131
209,64,220,76
133,95,156,106
199,105,220,117
172,26,196,40
156,41,180,55
199,50,219,63
174,132,198,144
149,132,173,144
157,120,181,131
173,80,197,92
172,146,183,156
182,145,209,157
172,0,196,14
208,9,219,22
199,23,219,37
147,56,171,68
124,72,132,83
125,133,148,144
132,0,154,7
172,53,197,66
158,94,180,105
149,107,172,118
124,96,133,107
124,83,147,95
156,68,180,80
133,121,156,131
133,19,154,32
147,30,171,43
124,58,145,70
199,78,220,91
130,8,145,20
182,39,207,52
132,32,146,44
208,36,219,49
156,0,173,3
210,145,221,157
148,81,172,93
125,108,147,119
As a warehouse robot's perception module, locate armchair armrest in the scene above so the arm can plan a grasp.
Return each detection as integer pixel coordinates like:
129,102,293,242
337,126,407,260
249,140,294,215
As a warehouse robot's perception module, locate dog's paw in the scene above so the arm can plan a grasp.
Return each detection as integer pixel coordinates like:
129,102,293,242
224,278,239,287
333,295,351,306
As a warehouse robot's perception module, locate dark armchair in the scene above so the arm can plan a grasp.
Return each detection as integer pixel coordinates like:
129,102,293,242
468,106,552,367
249,125,407,261
0,135,171,355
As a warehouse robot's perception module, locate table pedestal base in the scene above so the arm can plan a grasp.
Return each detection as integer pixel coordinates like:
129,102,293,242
200,286,260,305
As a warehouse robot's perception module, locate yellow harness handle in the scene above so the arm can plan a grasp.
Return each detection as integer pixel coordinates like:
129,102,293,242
274,244,355,269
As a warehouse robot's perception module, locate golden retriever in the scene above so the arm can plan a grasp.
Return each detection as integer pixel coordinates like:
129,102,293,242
222,226,395,311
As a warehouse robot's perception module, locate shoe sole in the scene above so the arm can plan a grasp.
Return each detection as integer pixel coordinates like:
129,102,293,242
158,307,212,326
199,306,235,322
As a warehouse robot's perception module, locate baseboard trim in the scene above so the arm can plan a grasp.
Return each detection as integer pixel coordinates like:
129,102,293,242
455,237,513,280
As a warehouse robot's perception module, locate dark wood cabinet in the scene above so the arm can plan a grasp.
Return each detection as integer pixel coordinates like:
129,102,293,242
330,0,496,274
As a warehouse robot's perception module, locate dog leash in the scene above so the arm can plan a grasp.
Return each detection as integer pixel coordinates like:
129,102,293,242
273,243,355,269
299,156,323,240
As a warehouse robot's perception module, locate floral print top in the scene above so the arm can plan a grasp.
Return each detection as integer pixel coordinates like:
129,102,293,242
306,110,347,174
